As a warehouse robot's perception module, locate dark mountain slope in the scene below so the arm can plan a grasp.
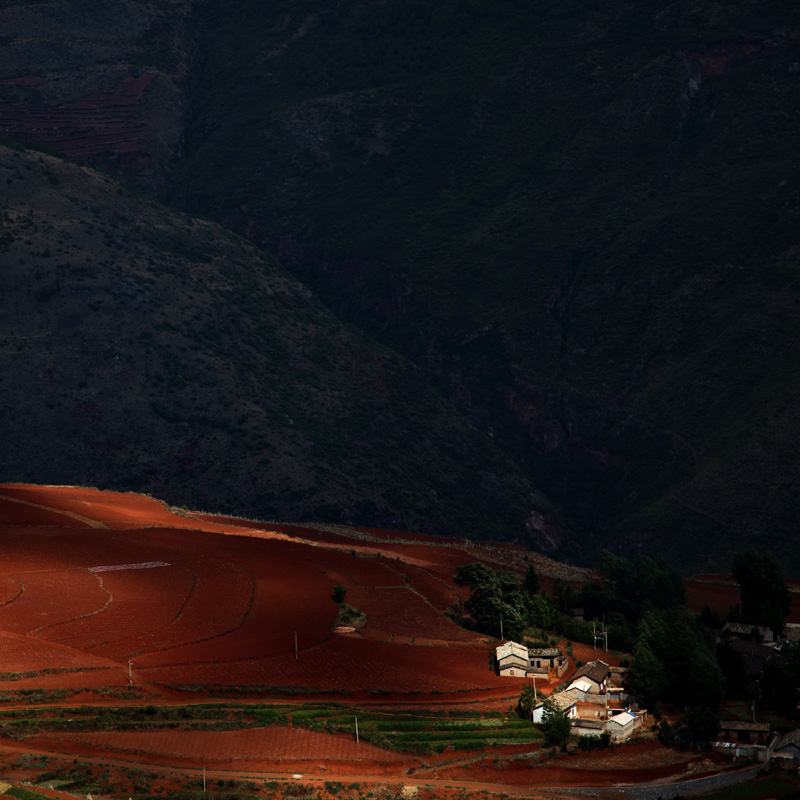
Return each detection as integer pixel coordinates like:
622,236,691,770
0,0,197,191
0,143,556,540
170,0,800,572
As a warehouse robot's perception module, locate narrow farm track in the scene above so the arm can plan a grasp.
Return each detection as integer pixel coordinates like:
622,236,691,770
0,493,106,529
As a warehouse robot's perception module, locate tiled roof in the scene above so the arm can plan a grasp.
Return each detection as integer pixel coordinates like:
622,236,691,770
573,659,610,685
776,729,800,749
719,720,769,732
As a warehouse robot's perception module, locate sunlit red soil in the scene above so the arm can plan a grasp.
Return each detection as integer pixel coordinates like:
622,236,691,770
0,484,512,700
0,484,739,794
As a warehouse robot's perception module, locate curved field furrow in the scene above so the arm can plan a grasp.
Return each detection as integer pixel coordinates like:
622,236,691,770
40,565,194,656
35,726,405,763
0,570,109,636
0,497,94,528
134,551,334,668
98,558,254,659
0,575,22,607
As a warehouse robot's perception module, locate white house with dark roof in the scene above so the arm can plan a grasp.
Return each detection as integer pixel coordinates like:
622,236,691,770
567,659,610,695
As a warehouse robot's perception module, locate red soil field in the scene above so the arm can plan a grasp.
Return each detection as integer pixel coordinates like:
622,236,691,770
0,484,757,798
0,496,93,528
346,585,476,643
686,574,800,623
34,726,407,764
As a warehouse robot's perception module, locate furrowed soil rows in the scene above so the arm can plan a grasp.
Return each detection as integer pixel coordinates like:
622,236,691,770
44,565,195,656
346,586,474,642
0,569,108,635
135,541,334,668
100,558,254,660
0,629,117,675
37,726,406,762
143,635,503,695
399,564,461,614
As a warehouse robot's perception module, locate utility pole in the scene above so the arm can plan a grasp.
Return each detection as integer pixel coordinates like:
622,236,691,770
128,660,133,687
500,615,504,640
294,630,298,659
203,767,206,793
355,717,359,744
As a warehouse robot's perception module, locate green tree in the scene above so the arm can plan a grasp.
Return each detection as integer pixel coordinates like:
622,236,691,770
732,548,791,634
517,682,538,720
523,563,540,596
526,592,556,630
454,562,526,639
332,584,347,603
540,700,571,750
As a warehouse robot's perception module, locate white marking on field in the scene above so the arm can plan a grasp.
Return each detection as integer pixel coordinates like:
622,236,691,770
88,561,171,573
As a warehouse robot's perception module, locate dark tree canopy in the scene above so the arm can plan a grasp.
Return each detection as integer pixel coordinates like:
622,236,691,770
454,562,526,639
732,548,791,634
631,607,724,711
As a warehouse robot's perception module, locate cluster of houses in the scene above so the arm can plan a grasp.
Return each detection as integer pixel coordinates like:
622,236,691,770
496,641,644,742
495,628,800,765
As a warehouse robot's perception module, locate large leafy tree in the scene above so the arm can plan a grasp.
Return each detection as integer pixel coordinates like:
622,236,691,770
540,700,571,751
732,549,791,634
454,562,526,639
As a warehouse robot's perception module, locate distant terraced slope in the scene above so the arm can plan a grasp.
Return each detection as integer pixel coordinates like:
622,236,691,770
0,0,197,190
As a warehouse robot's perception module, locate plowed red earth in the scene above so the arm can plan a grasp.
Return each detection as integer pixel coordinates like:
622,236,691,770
686,574,800,623
0,484,738,795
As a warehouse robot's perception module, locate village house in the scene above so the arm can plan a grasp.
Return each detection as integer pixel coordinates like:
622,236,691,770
723,621,775,644
528,646,569,679
717,721,771,746
567,659,610,696
495,640,529,676
604,710,642,742
532,690,577,723
773,729,800,765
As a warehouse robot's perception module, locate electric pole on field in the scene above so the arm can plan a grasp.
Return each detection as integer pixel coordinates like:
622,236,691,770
294,630,298,659
128,660,133,687
355,717,359,744
203,767,206,792
500,615,504,640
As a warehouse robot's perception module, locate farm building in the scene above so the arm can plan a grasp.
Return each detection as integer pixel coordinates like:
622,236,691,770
722,622,774,643
604,710,642,742
496,640,529,676
528,646,569,678
572,719,605,738
566,659,609,695
717,721,770,746
773,729,800,764
532,690,578,723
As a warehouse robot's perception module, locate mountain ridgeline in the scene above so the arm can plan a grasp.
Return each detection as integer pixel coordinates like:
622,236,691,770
1,0,799,571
